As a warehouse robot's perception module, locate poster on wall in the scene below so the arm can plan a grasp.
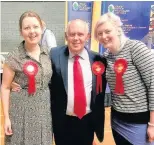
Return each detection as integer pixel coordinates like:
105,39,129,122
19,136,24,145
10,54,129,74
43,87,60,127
67,1,93,49
99,1,154,53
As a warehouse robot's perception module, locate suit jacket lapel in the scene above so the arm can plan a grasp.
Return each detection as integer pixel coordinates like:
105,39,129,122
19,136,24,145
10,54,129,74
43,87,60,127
87,50,96,102
60,46,69,94
60,47,97,100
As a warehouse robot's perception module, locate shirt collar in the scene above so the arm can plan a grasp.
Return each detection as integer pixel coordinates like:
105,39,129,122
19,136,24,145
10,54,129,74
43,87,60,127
69,47,87,60
19,41,48,59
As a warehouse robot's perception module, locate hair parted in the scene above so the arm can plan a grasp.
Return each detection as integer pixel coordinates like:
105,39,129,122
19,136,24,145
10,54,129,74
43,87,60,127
19,11,43,30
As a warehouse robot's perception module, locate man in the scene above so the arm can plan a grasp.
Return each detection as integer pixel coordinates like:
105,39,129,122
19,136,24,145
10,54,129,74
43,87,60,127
141,14,154,49
40,20,57,51
49,19,106,145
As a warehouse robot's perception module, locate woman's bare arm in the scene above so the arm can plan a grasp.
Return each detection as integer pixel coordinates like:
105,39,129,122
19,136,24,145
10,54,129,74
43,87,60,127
1,63,15,119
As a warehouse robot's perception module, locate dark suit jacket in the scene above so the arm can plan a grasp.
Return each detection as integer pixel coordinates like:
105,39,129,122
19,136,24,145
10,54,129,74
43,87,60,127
49,45,107,142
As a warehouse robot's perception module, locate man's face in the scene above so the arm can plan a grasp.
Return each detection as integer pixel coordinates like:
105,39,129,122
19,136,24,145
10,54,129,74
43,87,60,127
65,20,90,54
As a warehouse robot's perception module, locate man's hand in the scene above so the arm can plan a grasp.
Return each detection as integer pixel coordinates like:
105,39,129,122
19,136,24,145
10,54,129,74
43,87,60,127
11,82,21,92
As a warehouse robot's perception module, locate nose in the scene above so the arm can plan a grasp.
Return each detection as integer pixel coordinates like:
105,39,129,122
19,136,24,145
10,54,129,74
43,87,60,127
74,34,79,40
102,33,107,39
30,27,35,33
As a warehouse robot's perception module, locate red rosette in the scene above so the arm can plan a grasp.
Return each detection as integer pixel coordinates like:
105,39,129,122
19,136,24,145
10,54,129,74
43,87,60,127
114,58,127,95
92,61,105,94
23,61,38,94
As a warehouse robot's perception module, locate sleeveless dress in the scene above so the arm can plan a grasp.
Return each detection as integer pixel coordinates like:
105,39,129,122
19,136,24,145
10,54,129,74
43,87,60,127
5,41,53,145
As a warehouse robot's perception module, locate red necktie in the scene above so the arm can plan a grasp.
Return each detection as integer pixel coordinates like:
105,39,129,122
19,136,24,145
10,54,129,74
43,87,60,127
73,55,87,119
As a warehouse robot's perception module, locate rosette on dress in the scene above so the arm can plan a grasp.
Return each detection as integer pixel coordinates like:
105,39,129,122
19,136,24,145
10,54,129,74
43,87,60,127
23,61,38,94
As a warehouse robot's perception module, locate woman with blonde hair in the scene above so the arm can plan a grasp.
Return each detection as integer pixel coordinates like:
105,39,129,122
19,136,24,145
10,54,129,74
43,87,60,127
94,12,154,145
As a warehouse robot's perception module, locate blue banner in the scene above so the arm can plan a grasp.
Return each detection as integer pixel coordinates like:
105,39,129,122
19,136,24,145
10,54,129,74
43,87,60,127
100,1,154,53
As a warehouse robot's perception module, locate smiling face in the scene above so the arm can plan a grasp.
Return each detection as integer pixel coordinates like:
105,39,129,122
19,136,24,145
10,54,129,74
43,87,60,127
20,16,42,46
96,21,120,52
65,20,90,54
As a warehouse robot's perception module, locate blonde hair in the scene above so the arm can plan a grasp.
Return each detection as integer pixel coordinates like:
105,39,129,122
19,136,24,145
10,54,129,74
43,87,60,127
65,19,89,35
94,12,125,40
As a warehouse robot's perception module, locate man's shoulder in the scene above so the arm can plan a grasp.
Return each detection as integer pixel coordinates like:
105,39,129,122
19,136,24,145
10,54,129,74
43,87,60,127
49,45,67,58
89,49,100,55
51,45,67,52
88,49,106,65
45,28,55,34
89,49,104,58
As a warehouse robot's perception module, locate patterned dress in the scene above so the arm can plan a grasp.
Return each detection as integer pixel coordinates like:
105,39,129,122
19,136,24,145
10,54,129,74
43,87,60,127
5,41,53,145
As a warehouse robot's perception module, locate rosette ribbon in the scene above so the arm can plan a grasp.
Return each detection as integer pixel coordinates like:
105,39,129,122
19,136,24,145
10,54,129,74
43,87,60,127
114,58,127,95
23,61,38,94
92,61,105,94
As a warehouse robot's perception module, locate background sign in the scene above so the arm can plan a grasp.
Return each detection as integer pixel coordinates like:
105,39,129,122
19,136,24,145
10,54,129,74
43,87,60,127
67,1,93,49
100,1,154,53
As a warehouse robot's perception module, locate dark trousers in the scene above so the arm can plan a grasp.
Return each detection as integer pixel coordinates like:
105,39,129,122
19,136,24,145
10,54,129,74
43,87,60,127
112,129,133,145
54,113,94,145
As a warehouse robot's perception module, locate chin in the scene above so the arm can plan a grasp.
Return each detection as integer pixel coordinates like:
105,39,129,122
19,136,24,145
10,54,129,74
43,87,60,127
72,46,80,50
29,40,39,44
104,44,112,49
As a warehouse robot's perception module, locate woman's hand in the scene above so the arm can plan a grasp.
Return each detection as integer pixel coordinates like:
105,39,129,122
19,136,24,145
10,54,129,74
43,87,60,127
147,125,154,143
11,82,21,92
4,118,13,135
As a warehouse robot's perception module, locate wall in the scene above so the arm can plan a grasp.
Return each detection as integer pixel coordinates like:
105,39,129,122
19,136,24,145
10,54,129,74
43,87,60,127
1,1,65,54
